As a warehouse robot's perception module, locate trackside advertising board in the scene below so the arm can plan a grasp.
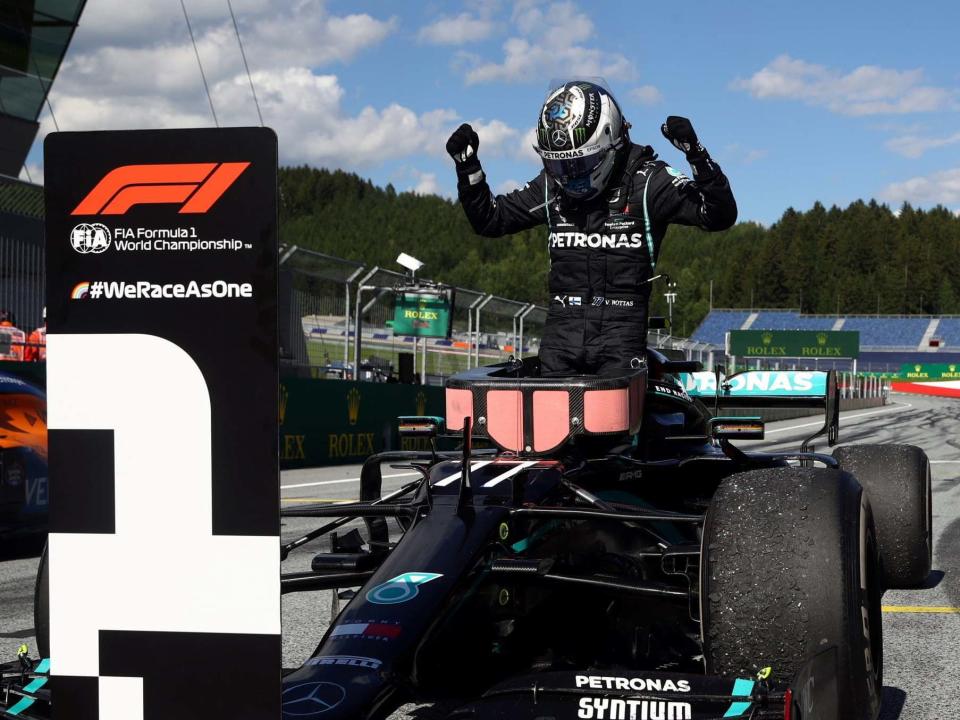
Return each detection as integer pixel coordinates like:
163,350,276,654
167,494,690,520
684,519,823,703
898,363,960,380
727,330,860,359
390,289,454,338
45,128,280,720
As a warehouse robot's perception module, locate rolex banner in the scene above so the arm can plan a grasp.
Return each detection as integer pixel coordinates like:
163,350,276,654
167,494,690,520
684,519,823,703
727,330,860,359
44,128,280,720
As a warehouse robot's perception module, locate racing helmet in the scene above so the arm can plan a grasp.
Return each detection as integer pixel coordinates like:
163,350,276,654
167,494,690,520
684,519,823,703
534,80,628,199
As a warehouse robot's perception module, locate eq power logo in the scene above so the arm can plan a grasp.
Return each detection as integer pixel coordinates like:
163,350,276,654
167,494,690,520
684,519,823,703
71,162,249,215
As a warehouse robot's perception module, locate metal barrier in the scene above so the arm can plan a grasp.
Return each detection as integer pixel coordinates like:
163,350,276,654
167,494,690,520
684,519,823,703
279,245,548,383
0,176,45,334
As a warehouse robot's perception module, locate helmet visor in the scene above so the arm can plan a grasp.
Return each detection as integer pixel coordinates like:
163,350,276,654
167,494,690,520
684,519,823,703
536,145,609,184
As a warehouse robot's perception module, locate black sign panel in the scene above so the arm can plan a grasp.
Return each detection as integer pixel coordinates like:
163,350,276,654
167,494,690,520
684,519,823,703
44,128,280,720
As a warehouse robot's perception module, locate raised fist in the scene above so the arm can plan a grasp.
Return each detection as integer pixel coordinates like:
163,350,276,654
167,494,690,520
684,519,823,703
446,123,480,164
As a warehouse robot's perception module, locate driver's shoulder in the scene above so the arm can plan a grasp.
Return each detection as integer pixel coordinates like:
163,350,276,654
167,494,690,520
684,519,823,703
643,159,694,196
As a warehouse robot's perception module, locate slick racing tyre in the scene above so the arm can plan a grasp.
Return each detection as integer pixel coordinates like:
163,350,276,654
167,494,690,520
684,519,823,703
34,540,49,658
701,468,882,720
833,444,932,588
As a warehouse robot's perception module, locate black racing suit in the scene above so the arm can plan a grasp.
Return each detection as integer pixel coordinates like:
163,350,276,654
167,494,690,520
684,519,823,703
455,143,737,375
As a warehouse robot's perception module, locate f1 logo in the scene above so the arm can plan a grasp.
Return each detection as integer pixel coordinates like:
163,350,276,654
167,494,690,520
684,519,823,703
71,162,249,215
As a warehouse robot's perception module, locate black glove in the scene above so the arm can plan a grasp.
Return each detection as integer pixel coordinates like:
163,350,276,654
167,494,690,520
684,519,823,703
447,123,480,164
446,123,483,186
661,116,717,179
661,116,705,157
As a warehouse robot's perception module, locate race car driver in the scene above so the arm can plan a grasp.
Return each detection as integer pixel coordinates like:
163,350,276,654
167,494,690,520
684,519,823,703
446,79,737,375
24,307,46,362
0,310,26,362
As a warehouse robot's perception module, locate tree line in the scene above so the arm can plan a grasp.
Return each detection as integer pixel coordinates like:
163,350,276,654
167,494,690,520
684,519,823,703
280,165,960,337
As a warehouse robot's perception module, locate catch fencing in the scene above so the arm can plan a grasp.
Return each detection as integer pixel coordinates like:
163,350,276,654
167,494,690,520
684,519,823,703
280,245,553,382
280,246,721,383
0,176,45,333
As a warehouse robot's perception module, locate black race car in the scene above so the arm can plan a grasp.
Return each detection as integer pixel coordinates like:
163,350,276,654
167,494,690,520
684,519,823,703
3,350,931,719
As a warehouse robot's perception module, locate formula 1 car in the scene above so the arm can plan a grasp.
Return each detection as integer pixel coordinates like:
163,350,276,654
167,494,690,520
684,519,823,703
0,371,47,540
4,350,931,719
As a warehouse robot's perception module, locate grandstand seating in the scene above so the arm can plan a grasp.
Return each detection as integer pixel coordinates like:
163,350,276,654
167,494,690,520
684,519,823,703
750,311,836,331
693,310,939,349
841,316,929,348
690,310,752,345
935,318,960,347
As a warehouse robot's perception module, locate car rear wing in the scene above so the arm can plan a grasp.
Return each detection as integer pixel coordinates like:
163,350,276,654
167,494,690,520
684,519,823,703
680,369,840,451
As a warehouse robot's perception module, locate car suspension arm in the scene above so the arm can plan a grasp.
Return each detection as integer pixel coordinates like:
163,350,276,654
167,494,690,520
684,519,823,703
280,570,375,595
280,480,422,560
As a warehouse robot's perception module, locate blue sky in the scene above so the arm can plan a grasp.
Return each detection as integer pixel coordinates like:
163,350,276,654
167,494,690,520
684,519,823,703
24,0,960,223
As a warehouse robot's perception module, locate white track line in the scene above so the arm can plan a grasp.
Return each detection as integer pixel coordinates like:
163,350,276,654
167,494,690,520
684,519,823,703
281,471,419,490
764,402,913,435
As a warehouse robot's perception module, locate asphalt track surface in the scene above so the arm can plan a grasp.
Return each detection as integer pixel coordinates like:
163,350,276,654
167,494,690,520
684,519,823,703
1,393,958,718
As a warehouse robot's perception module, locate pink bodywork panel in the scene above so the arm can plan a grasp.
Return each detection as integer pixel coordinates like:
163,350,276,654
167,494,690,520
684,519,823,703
532,390,570,451
487,390,523,451
629,375,644,434
445,388,474,430
583,388,630,433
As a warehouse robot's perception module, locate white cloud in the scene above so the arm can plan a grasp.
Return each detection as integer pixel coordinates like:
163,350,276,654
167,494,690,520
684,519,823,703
418,12,495,45
471,118,520,154
495,178,523,194
222,70,459,167
885,131,960,158
517,126,540,163
39,2,468,169
451,118,539,164
72,0,394,66
57,2,395,101
463,0,634,85
721,143,768,165
629,85,663,106
27,0,533,181
882,168,960,206
511,0,592,45
733,55,956,116
410,170,443,196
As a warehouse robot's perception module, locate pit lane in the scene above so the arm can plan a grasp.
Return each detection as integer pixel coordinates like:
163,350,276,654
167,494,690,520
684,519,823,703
2,393,958,719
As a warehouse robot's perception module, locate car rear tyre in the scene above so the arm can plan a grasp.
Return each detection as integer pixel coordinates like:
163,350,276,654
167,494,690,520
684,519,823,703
34,540,49,658
833,444,932,588
701,467,882,720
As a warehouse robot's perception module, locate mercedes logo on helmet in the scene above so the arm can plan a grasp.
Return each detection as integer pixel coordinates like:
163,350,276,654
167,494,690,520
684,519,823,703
282,682,346,716
550,128,568,147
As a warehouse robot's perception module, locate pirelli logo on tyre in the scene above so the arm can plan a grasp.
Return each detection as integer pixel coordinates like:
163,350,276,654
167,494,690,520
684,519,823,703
71,162,250,215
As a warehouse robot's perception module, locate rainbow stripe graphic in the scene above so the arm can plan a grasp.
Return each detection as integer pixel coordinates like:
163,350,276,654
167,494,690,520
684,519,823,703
71,281,91,299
